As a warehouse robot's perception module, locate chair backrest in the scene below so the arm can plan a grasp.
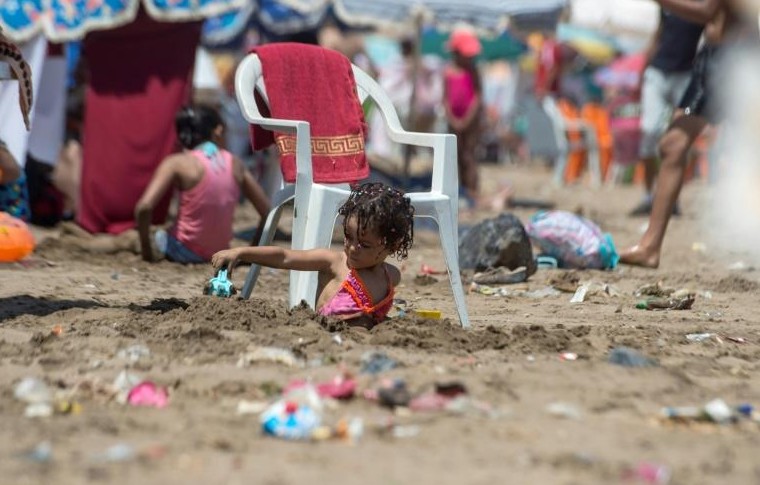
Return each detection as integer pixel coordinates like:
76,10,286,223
236,49,457,198
235,53,406,140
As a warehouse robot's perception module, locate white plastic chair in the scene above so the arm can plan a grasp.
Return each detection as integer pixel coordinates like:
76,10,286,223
235,51,470,328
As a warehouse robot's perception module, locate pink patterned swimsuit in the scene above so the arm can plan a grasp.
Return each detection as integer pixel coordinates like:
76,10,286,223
318,268,395,323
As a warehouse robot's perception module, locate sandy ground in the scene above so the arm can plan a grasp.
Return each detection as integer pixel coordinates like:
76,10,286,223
2,163,760,485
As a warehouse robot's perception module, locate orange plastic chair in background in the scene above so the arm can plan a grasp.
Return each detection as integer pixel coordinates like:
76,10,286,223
581,102,613,182
557,98,586,184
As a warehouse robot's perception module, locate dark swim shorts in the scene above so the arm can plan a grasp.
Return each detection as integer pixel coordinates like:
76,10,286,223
678,44,724,123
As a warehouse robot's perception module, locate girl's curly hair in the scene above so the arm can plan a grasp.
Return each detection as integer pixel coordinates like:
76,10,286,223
338,182,414,260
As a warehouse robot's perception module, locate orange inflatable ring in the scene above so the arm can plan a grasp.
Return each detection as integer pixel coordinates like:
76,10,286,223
0,212,35,262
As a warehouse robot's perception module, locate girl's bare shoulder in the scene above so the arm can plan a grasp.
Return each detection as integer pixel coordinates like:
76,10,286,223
327,250,350,275
383,262,402,286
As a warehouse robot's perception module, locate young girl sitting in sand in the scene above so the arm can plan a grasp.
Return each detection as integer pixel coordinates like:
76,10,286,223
211,183,414,328
58,105,271,260
135,105,270,263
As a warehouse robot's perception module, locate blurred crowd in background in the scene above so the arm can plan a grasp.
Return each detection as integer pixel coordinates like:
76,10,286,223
0,0,740,233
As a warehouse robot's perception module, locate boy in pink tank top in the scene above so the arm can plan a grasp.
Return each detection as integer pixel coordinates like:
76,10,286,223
134,105,271,263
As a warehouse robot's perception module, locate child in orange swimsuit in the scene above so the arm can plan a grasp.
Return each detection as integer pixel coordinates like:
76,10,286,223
211,183,415,328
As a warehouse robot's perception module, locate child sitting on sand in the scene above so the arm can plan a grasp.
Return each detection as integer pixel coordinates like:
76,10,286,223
211,183,414,328
58,105,271,261
134,105,270,263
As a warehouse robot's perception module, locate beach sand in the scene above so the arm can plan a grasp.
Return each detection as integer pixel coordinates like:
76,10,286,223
2,164,759,485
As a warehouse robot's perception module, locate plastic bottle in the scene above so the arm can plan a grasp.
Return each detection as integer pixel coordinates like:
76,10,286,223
636,294,695,310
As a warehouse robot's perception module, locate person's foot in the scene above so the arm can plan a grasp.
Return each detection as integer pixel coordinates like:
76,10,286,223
59,220,92,238
619,245,660,268
486,183,513,212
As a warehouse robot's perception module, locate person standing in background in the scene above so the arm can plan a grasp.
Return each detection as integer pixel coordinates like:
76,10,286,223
443,28,483,205
534,30,570,184
629,8,704,216
620,0,758,268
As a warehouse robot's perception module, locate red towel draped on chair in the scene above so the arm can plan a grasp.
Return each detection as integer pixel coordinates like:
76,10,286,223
249,43,368,184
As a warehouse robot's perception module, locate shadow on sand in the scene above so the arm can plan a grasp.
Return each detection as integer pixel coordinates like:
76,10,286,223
0,295,105,323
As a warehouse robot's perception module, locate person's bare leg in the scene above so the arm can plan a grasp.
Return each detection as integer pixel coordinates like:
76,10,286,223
61,229,139,254
642,156,657,196
461,127,481,203
620,115,707,267
59,220,92,238
629,155,658,215
52,140,82,216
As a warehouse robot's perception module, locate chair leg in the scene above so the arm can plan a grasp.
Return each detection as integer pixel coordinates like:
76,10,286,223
290,186,349,309
553,152,568,187
286,180,313,309
430,209,470,329
292,216,336,309
584,128,602,188
241,203,285,299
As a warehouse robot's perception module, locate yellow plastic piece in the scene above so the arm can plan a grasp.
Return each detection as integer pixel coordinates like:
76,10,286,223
414,309,442,319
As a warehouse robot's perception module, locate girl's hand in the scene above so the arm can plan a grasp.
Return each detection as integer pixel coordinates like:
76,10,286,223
211,248,242,276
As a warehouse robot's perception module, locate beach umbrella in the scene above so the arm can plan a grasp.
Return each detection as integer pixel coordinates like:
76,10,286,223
0,0,246,42
556,23,618,65
305,0,568,33
202,0,331,47
566,0,659,53
419,27,527,61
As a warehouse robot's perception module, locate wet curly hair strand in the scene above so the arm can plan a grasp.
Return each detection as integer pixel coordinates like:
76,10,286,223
338,182,414,260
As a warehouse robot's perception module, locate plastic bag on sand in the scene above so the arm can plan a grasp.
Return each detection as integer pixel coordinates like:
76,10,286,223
260,385,323,440
526,211,618,270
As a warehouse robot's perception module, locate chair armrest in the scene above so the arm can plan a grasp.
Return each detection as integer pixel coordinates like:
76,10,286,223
384,126,442,148
246,115,304,135
247,115,313,183
385,127,457,196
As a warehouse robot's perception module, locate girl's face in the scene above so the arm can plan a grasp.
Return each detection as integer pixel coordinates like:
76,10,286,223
453,51,473,67
343,216,391,270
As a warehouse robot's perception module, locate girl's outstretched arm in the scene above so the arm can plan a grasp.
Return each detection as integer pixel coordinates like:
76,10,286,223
211,246,340,278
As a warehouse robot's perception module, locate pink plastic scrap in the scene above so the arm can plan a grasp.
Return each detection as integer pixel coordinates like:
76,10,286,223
419,264,446,275
284,376,356,400
409,392,451,412
127,381,169,408
623,462,671,484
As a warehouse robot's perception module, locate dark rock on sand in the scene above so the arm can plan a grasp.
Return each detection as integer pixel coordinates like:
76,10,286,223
458,213,536,278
